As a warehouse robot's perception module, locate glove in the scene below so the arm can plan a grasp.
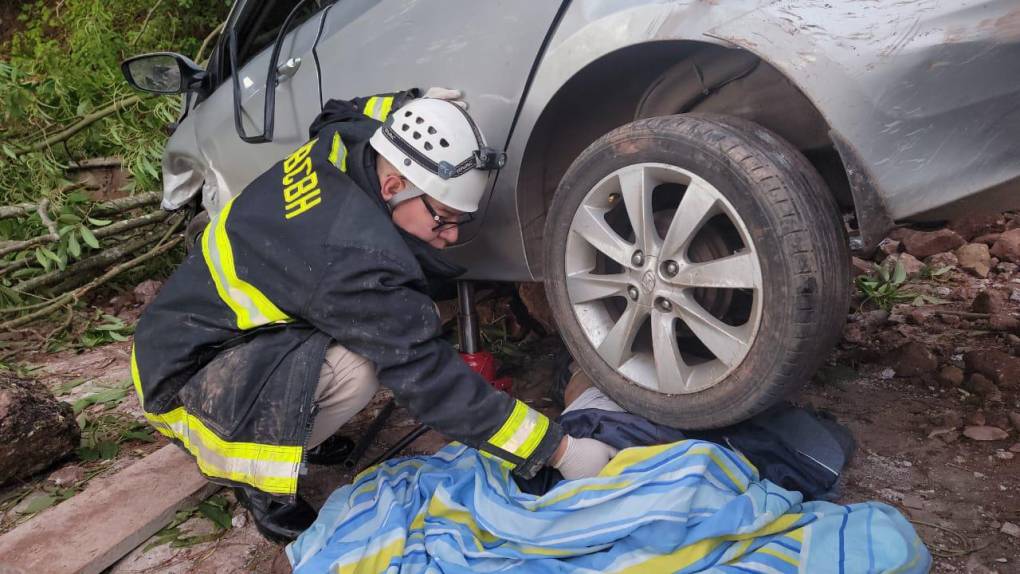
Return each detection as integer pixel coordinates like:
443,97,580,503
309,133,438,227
423,86,468,109
553,436,618,480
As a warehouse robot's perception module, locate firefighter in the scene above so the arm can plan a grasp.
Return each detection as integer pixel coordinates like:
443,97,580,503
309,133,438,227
130,89,618,542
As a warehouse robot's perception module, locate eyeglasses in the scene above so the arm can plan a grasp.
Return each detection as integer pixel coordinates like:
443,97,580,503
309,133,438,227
420,195,474,232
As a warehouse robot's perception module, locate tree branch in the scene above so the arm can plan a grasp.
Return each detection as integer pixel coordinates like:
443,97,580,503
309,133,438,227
13,228,166,294
26,95,143,154
91,191,161,216
0,204,37,220
0,235,183,331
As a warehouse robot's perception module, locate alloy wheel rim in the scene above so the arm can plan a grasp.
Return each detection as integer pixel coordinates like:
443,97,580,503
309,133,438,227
564,163,763,394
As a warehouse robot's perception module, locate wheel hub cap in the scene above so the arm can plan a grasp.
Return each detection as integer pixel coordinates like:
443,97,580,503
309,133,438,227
564,163,763,395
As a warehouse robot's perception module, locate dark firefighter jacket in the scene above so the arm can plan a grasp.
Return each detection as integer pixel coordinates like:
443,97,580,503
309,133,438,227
131,91,563,498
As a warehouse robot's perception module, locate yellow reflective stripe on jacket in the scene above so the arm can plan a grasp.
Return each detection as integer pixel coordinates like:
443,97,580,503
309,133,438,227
130,345,144,403
201,197,290,330
146,406,302,495
485,400,549,466
329,132,348,172
363,96,395,121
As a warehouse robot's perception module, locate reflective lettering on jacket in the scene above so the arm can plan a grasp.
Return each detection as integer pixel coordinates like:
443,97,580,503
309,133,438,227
282,138,322,219
480,400,551,469
201,199,290,331
362,95,395,121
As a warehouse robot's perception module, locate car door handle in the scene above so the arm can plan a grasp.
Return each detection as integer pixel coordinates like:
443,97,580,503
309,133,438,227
276,57,301,82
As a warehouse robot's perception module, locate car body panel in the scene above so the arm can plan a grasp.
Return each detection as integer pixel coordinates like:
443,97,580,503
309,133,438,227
161,0,1020,281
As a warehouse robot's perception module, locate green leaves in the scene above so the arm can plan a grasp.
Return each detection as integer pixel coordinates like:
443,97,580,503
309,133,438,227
198,497,233,530
15,488,76,515
79,225,99,249
144,495,234,552
856,259,915,311
77,313,134,349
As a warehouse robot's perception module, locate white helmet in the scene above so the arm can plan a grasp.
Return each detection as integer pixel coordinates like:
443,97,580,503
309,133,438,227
370,98,505,213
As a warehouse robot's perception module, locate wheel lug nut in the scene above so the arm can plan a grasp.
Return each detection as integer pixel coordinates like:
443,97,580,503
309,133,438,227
607,193,620,205
627,285,640,301
631,250,644,266
656,297,672,312
662,260,679,277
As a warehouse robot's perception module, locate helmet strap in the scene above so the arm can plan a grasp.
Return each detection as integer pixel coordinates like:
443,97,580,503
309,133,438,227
386,186,425,210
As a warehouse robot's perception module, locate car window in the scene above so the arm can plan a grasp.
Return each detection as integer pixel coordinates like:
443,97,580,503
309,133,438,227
209,0,326,88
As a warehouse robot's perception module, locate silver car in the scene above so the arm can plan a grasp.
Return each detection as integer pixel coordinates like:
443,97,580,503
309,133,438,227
123,0,1020,428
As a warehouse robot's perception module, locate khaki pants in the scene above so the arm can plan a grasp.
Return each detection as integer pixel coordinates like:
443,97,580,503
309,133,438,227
308,343,380,447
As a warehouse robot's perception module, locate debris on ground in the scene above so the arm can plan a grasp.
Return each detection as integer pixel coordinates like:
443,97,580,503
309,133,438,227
0,375,79,485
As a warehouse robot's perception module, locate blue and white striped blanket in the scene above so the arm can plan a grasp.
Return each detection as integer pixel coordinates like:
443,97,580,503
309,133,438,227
287,440,930,573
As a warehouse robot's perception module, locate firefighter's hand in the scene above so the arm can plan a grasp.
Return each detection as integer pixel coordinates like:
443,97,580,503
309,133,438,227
423,87,468,109
553,436,618,480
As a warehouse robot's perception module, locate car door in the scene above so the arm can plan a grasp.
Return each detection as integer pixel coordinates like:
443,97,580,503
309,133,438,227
187,0,566,215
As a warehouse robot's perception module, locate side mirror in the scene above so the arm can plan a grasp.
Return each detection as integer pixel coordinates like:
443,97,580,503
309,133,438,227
121,52,207,95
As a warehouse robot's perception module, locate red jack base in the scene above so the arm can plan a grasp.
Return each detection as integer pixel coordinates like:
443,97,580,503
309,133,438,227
460,351,513,393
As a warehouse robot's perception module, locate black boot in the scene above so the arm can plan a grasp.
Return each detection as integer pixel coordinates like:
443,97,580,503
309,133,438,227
306,434,355,466
234,487,316,544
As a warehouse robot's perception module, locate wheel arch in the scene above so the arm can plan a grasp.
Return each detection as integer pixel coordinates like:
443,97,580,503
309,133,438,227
515,36,889,279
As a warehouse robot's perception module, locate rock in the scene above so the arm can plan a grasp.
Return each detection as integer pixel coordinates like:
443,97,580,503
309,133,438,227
851,309,889,327
879,367,896,380
1011,289,1020,303
877,238,901,257
965,349,1020,389
938,430,961,444
937,365,965,387
949,213,1003,241
883,252,924,278
906,309,932,325
955,243,992,277
46,465,85,487
989,413,1011,431
935,285,953,298
967,410,987,426
1002,522,1020,538
990,229,1020,263
963,426,1009,441
925,251,959,270
940,313,961,326
989,314,1020,332
851,256,874,278
901,228,966,259
1011,443,1020,453
931,410,964,428
997,450,1015,460
108,293,135,315
965,555,997,574
966,374,1002,402
971,289,1009,314
1009,412,1020,432
999,262,1018,275
973,232,1002,246
132,279,163,308
890,342,938,377
953,284,978,302
0,376,80,486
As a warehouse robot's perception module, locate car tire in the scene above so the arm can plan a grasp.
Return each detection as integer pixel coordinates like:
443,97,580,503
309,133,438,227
543,113,849,429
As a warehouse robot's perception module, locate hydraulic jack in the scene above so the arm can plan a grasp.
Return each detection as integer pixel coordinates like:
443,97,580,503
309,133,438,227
346,281,514,470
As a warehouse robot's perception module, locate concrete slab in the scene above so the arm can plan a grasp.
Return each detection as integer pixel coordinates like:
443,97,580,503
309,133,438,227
0,445,215,574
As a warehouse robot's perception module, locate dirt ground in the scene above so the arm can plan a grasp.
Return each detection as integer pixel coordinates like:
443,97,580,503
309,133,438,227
2,215,1019,573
